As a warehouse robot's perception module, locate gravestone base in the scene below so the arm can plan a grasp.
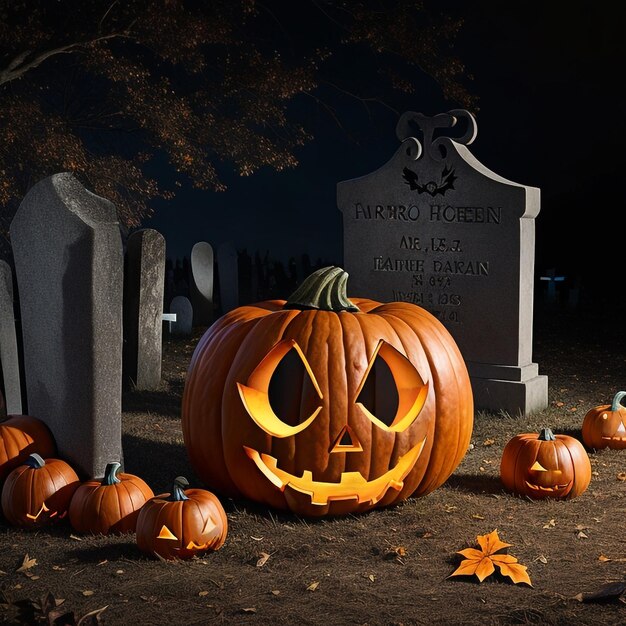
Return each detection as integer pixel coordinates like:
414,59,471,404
468,362,548,416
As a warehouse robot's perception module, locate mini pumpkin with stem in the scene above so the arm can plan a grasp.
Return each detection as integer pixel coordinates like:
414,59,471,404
68,462,154,535
500,428,591,499
136,476,228,560
582,391,626,450
1,453,79,527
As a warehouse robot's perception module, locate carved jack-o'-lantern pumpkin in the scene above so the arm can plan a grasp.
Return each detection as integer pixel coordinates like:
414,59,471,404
182,266,474,517
135,476,228,560
1,453,80,527
582,391,626,450
500,428,591,499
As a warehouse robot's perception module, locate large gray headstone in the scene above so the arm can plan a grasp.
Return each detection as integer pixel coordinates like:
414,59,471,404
190,241,214,326
0,261,22,414
217,241,238,314
10,173,123,478
338,110,547,416
123,229,166,390
170,296,193,336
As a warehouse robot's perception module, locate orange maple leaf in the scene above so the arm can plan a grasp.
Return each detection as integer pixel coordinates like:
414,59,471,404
449,529,532,586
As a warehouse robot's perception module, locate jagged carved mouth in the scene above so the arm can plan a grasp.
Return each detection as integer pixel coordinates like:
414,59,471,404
243,439,425,506
602,436,626,442
26,502,67,521
524,481,571,493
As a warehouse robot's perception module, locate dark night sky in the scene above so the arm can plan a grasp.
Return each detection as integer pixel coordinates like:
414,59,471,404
143,2,625,297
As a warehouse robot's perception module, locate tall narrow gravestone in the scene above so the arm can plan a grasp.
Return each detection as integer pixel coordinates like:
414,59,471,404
338,110,548,416
123,229,165,390
190,241,214,326
10,173,123,478
0,261,22,414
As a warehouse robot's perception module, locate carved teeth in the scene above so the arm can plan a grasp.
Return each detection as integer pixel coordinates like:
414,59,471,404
525,481,569,492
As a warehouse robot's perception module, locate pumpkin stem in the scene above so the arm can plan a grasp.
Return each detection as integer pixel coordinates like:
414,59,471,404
284,266,359,312
610,391,626,411
170,476,190,501
25,453,46,469
102,462,122,486
538,428,556,441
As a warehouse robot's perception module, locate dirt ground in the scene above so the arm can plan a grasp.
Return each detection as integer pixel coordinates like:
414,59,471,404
1,302,625,626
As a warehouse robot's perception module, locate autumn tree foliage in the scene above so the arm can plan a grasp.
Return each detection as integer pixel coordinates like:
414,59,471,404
0,0,473,254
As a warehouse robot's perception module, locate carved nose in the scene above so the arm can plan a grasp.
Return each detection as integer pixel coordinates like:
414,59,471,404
330,425,363,453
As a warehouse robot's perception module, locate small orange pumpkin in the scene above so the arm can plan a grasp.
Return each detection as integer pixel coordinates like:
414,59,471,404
0,415,56,483
1,453,80,527
582,391,626,450
136,476,228,560
68,462,154,535
500,428,591,499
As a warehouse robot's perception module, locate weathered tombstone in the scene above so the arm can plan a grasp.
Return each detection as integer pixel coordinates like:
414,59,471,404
338,110,548,416
170,296,193,336
123,229,166,390
10,173,123,477
217,241,238,314
189,241,214,326
0,261,22,414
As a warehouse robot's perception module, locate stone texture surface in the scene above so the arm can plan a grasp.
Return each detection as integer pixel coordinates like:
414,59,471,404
0,260,22,414
338,110,547,416
170,296,193,335
123,229,165,391
10,173,123,478
190,241,214,326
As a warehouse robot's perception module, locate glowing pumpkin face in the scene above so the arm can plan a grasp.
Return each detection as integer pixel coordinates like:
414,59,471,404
136,476,228,560
582,391,626,450
182,267,474,517
500,429,591,500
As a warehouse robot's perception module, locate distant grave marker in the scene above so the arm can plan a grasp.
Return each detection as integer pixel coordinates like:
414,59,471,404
10,173,124,477
190,241,214,326
0,261,22,414
338,110,547,416
170,296,193,336
123,228,166,390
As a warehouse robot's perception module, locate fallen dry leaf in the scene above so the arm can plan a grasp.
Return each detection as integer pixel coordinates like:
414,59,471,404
241,607,257,613
256,552,271,568
250,536,264,541
572,582,626,603
617,472,626,481
577,531,589,539
69,534,83,541
471,514,485,520
306,581,320,592
270,590,280,596
554,401,565,407
543,519,556,529
482,438,495,446
598,555,611,562
368,574,375,582
17,555,37,573
449,529,532,586
82,590,94,597
535,555,548,564
199,591,209,597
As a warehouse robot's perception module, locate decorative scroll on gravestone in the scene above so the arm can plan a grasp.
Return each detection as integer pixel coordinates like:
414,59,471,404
123,229,165,390
10,173,123,477
190,241,214,326
0,261,22,414
217,241,238,314
338,110,548,416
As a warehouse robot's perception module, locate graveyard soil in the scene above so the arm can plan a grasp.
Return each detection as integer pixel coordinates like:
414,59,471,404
1,304,625,626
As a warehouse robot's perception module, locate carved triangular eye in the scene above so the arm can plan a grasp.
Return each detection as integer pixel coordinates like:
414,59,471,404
238,339,323,437
355,340,429,432
157,525,178,540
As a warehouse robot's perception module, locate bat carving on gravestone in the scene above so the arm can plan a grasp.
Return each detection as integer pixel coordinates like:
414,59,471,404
402,164,457,197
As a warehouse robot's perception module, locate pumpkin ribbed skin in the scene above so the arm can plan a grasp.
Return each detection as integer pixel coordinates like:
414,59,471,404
68,463,154,535
500,430,591,499
182,273,473,517
136,478,228,560
0,415,56,483
582,392,626,450
1,455,79,527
